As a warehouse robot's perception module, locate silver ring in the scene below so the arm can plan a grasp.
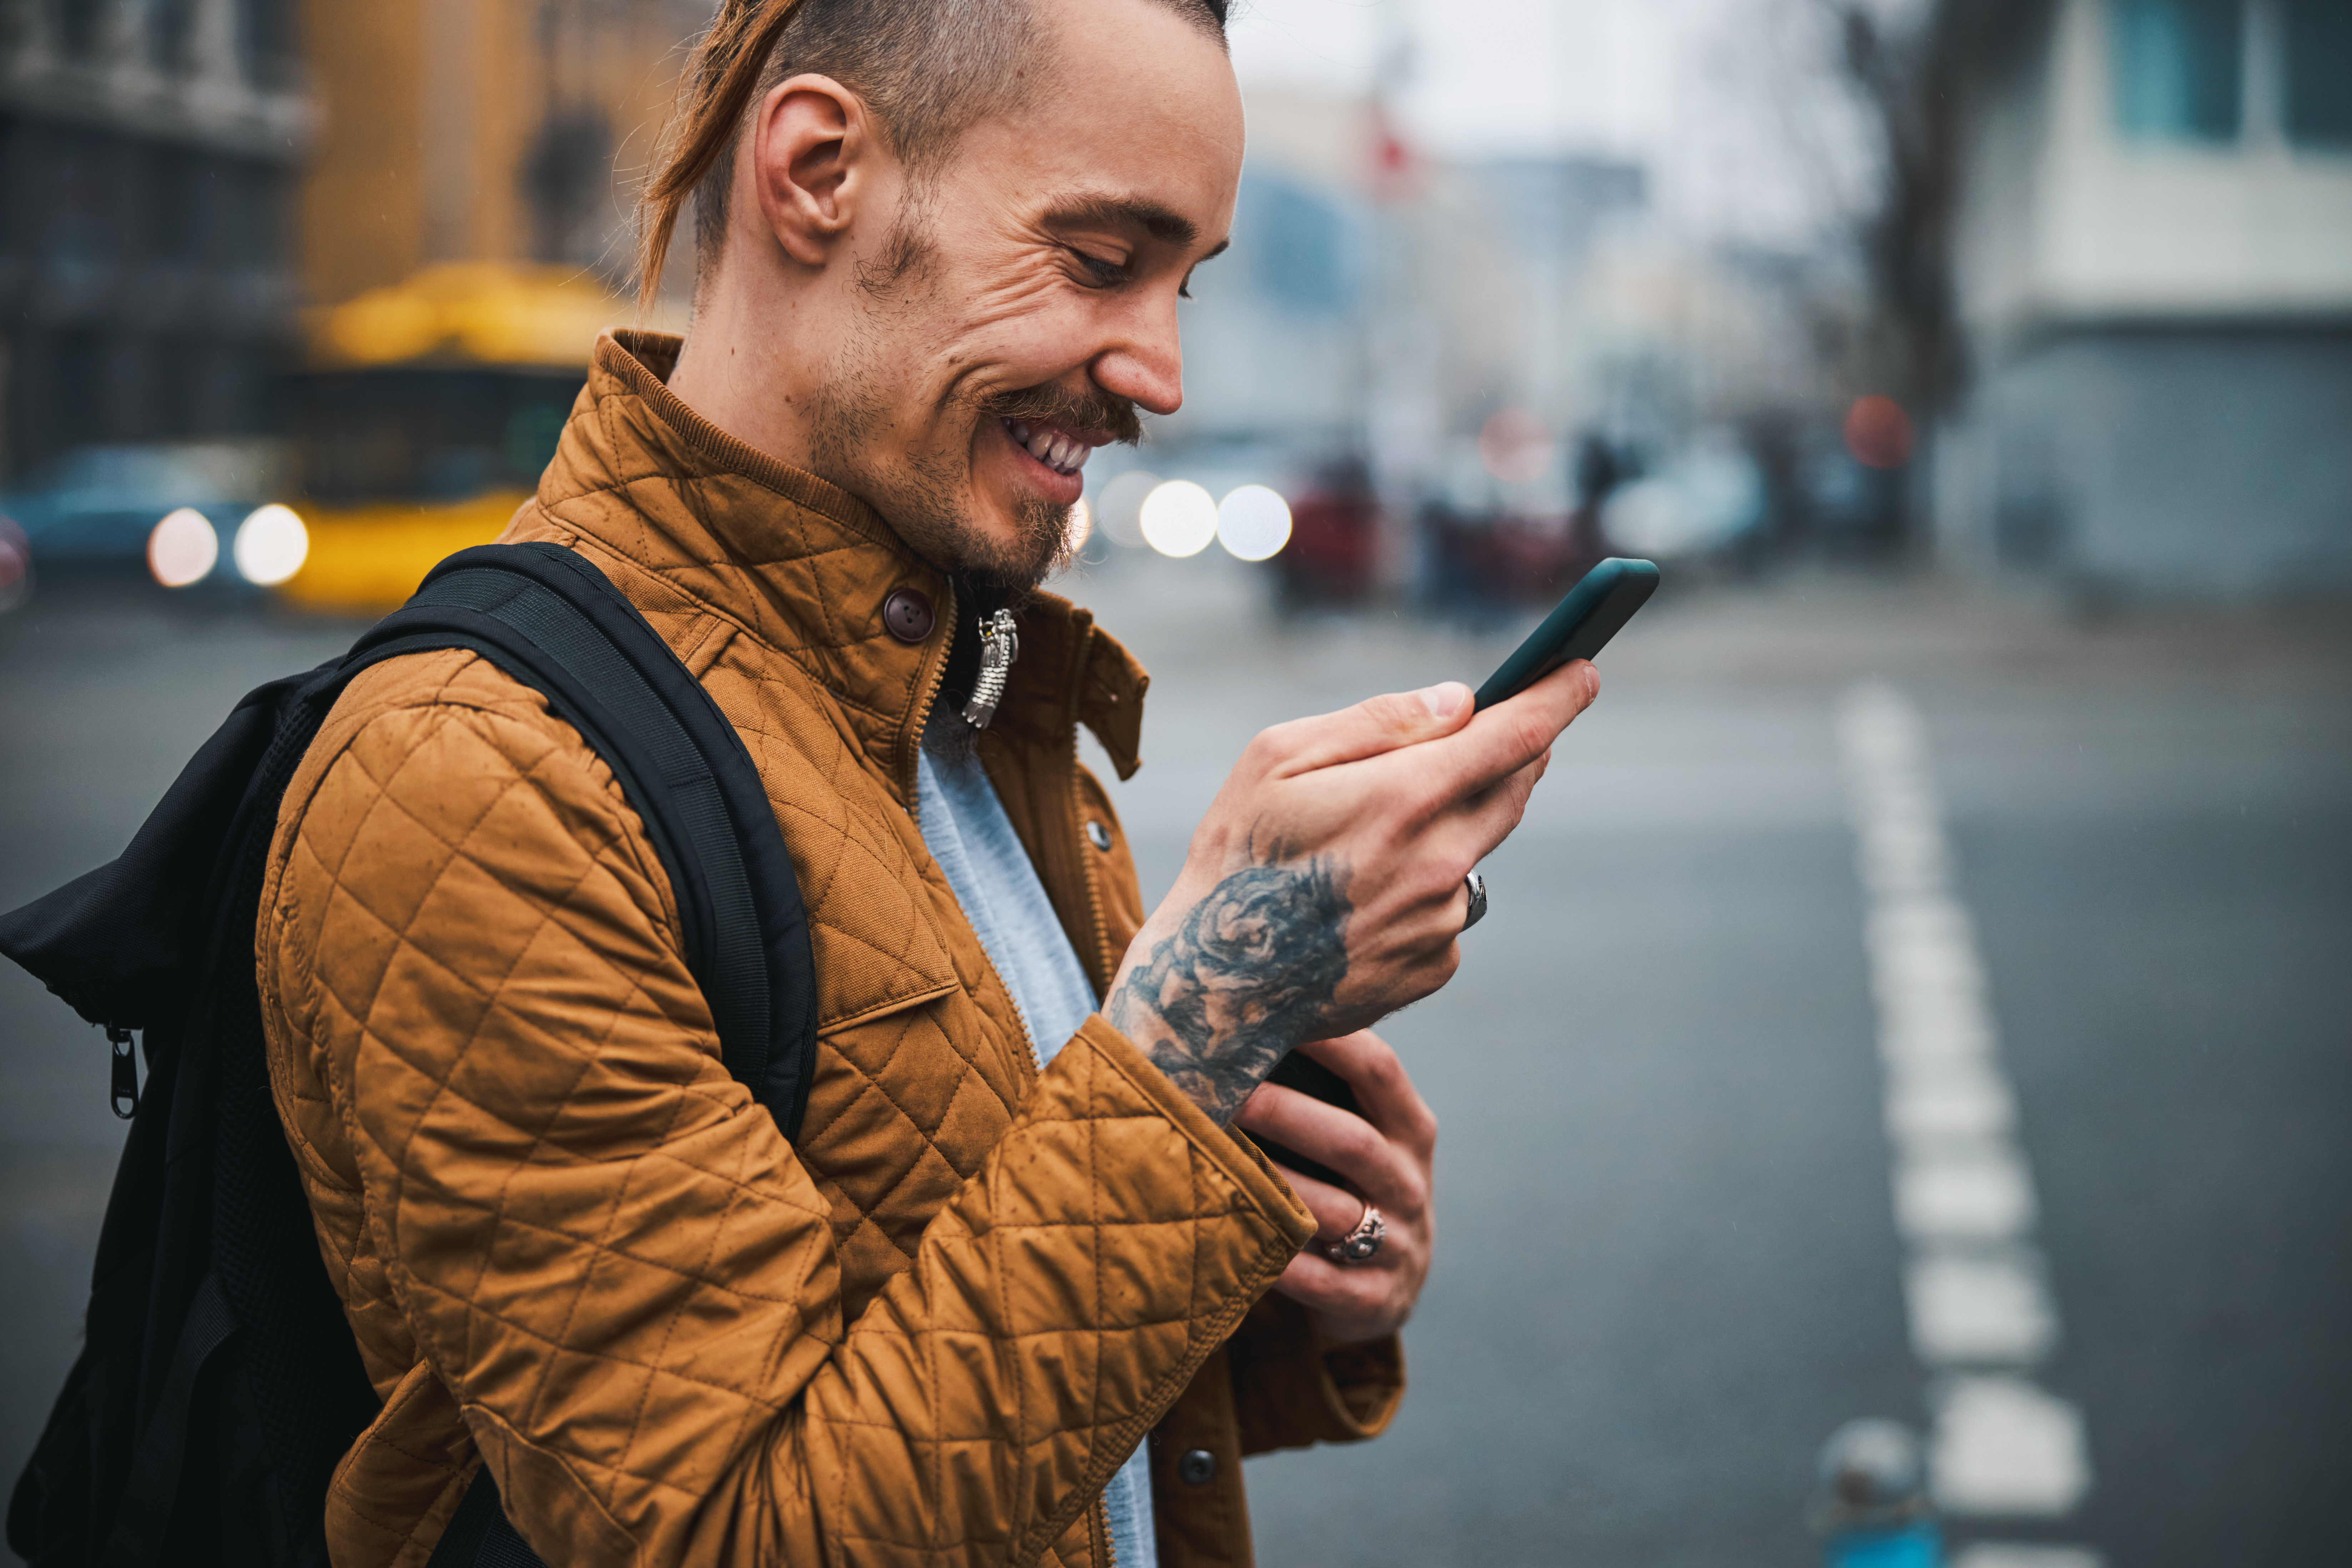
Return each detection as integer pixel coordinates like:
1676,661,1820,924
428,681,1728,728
1325,1204,1385,1264
1461,871,1488,933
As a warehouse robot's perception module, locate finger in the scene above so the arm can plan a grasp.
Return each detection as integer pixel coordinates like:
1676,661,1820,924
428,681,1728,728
1389,658,1596,805
1250,682,1476,777
1234,1082,1417,1211
1392,719,1565,890
1279,1260,1383,1307
1432,748,1552,867
1270,1252,1401,1328
1269,1160,1369,1242
1293,1032,1438,1163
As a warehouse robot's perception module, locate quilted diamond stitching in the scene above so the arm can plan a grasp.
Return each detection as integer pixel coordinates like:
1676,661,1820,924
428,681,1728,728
253,348,1337,1568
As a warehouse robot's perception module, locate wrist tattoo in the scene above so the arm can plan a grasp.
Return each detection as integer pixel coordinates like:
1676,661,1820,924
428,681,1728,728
1109,853,1352,1125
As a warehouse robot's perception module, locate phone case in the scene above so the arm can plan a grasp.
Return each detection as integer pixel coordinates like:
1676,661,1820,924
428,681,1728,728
1245,1050,1362,1191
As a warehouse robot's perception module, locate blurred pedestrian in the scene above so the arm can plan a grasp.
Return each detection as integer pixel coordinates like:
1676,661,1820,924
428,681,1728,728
253,2,1594,1564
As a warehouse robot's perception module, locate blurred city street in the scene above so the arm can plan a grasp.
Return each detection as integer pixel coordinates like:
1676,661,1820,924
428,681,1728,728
5,0,2350,1557
5,556,2346,1565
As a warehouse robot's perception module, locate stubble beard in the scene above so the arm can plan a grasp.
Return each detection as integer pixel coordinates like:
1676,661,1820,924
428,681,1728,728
807,221,1081,598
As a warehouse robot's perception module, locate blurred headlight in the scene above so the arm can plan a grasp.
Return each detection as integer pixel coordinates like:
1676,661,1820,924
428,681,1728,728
233,504,310,586
149,508,219,588
1140,480,1217,559
1216,485,1292,561
1094,470,1158,549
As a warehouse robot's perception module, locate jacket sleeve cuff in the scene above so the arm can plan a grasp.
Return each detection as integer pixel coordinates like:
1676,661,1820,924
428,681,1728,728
1063,1013,1320,1255
1227,1284,1407,1454
1062,1018,1406,1450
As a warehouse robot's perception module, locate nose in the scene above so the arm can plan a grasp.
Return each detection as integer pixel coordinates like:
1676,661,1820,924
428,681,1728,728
1089,297,1184,418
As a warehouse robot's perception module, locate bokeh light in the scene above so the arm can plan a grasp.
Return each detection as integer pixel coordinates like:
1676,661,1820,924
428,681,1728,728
233,504,310,586
1094,470,1158,549
1844,395,1915,470
148,508,218,588
1139,480,1218,558
1216,485,1293,561
1065,496,1093,554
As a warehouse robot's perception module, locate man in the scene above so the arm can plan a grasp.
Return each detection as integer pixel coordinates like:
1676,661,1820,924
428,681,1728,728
256,0,1597,1563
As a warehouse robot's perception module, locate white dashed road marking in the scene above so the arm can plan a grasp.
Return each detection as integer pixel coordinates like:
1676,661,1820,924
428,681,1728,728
1929,1375,2095,1517
1950,1544,2106,1568
1838,684,2098,1544
1905,1250,2059,1365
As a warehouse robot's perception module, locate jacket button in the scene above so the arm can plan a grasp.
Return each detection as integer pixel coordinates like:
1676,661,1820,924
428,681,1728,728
1177,1449,1217,1486
882,588,935,644
1085,820,1112,852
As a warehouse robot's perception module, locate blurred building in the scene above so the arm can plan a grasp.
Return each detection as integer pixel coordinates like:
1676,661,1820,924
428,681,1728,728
1931,0,2352,593
1158,90,1378,453
0,0,308,485
299,0,708,307
1170,91,1666,470
267,0,706,611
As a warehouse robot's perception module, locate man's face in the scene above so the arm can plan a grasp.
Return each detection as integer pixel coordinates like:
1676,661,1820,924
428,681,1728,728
809,0,1243,588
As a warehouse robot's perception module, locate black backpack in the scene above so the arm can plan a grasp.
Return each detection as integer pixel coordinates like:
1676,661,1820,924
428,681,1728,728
0,543,819,1568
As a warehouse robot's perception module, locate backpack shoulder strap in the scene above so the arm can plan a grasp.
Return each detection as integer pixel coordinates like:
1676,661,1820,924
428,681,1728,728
348,542,819,1140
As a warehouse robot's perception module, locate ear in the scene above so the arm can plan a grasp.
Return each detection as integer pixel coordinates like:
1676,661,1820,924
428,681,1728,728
746,74,880,267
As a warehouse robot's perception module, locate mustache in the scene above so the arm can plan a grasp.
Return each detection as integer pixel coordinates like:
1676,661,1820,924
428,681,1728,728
981,382,1144,447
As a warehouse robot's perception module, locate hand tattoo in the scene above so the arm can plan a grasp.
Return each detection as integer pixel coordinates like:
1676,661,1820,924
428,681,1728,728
1109,854,1352,1125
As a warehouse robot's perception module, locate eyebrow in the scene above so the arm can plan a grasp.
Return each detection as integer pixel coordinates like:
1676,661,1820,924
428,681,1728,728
1044,193,1226,258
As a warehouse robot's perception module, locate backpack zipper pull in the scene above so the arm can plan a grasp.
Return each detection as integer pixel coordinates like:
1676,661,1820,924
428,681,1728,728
106,1025,138,1119
961,610,1020,730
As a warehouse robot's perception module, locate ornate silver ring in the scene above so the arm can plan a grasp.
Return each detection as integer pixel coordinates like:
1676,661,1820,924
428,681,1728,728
1461,871,1488,933
1326,1204,1385,1264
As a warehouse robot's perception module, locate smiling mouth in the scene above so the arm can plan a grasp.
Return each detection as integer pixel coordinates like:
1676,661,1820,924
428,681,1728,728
1003,418,1096,478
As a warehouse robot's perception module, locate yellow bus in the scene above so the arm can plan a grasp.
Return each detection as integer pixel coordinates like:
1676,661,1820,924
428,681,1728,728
279,263,668,613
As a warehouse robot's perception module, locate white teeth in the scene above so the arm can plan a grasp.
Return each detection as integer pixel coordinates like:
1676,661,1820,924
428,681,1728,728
1010,420,1091,475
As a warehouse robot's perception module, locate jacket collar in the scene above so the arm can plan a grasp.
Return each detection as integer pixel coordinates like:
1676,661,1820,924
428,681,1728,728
538,331,1148,792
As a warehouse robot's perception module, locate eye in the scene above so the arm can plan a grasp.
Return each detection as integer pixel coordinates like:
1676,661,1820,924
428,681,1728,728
1068,247,1129,288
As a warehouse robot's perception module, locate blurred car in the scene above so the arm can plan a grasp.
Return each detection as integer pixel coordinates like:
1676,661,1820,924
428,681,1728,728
0,517,30,612
1421,431,1623,612
0,442,283,573
1601,430,1767,562
1277,455,1380,606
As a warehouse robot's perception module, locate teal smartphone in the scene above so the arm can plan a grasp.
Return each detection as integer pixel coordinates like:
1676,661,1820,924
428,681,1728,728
1472,557,1660,710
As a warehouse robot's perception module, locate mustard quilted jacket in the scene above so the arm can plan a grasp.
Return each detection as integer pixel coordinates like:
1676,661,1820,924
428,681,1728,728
256,332,1404,1568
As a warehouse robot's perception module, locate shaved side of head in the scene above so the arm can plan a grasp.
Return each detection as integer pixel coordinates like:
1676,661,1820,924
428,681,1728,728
640,0,1230,302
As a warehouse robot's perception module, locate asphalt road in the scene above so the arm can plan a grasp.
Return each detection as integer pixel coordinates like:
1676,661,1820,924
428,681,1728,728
3,558,2346,1566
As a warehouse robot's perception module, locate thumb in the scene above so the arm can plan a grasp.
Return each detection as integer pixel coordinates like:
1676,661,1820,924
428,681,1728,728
1263,682,1476,776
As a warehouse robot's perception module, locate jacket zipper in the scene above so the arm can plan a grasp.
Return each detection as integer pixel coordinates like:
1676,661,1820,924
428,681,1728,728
905,582,1043,1078
911,613,1134,1568
1092,1494,1117,1568
903,581,954,831
1066,631,1119,997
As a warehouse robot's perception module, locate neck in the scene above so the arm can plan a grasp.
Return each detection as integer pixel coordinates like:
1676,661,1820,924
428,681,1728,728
665,264,832,477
